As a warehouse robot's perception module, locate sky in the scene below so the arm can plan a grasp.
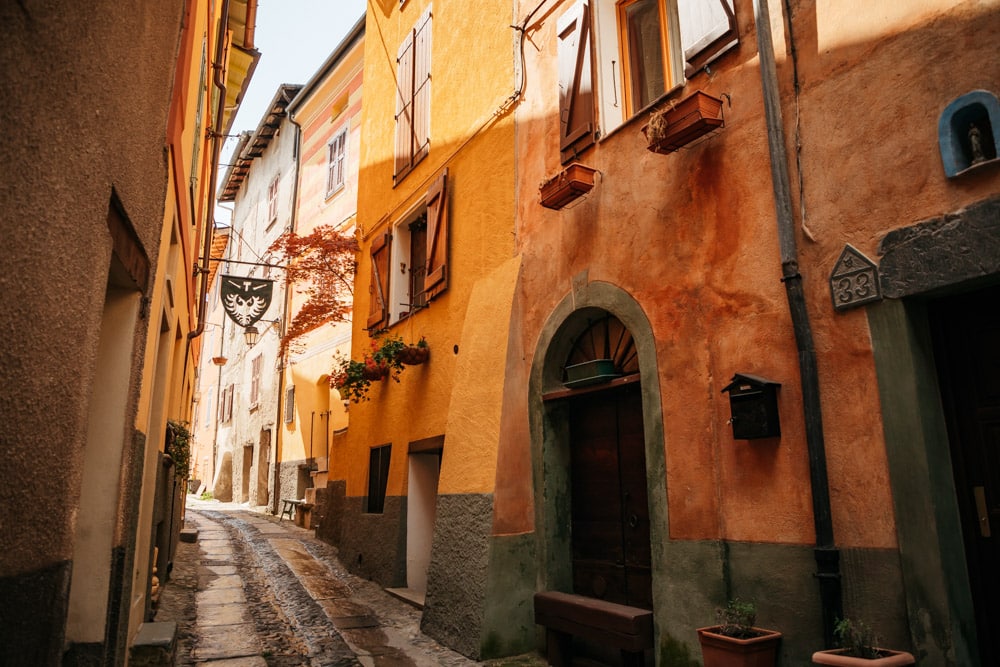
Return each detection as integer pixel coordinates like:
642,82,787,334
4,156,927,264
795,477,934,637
218,0,367,175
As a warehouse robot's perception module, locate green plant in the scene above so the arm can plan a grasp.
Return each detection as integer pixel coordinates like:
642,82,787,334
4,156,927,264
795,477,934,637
715,598,757,639
331,355,378,402
371,334,405,381
331,334,416,401
834,618,881,659
199,490,213,500
165,420,191,482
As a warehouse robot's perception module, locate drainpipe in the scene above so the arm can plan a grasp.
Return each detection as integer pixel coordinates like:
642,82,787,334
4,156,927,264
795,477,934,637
189,0,232,342
752,0,842,647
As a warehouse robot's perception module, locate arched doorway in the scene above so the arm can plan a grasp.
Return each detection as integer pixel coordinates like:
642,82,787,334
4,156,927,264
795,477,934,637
530,283,667,622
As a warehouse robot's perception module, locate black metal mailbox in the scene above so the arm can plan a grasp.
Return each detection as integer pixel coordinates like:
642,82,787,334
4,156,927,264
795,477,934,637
721,374,781,440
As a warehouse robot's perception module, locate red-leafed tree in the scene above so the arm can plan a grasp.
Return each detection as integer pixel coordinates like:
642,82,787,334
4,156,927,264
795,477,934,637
268,224,358,355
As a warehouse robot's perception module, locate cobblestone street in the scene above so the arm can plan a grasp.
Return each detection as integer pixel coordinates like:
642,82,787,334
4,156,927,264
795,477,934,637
156,498,546,667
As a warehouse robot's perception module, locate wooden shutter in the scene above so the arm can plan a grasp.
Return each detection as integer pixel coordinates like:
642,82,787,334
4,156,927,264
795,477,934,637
677,0,738,78
284,386,295,423
557,0,596,164
423,169,449,301
367,232,391,331
412,6,432,166
394,31,415,180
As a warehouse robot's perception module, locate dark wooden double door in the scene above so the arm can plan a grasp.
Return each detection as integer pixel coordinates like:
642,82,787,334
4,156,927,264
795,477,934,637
569,384,653,610
930,284,1000,666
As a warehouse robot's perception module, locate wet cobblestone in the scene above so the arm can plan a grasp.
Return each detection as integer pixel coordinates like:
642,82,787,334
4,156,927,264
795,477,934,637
155,501,547,667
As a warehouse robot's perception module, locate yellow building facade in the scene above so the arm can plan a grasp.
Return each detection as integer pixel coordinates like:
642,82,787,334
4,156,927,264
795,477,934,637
331,0,523,658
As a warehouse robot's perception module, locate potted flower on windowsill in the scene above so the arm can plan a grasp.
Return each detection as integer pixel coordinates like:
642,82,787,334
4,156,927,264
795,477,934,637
697,599,782,667
812,619,914,666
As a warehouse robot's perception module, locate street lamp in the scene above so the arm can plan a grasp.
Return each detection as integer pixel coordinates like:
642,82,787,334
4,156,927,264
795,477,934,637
244,320,280,348
244,325,260,347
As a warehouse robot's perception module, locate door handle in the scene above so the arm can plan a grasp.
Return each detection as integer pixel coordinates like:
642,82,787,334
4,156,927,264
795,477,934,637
973,486,991,538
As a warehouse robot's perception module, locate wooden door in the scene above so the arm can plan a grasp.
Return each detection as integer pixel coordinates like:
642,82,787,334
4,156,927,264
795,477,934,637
569,383,652,609
930,284,1000,666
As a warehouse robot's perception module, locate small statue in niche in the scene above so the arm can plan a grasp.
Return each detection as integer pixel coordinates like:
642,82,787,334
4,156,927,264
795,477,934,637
969,122,986,164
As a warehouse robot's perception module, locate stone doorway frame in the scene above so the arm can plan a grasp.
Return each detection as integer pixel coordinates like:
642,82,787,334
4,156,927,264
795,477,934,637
868,195,1000,666
528,279,669,649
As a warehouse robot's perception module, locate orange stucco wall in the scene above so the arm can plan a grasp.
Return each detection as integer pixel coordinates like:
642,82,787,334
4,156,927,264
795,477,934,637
499,0,1000,550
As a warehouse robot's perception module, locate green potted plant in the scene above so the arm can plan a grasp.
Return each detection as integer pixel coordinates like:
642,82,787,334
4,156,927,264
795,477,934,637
812,619,914,666
331,334,411,402
395,336,430,365
331,356,381,402
697,599,782,667
371,334,405,380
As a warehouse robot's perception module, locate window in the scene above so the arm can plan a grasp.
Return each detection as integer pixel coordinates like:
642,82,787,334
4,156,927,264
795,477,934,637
219,384,234,423
267,175,280,224
366,444,392,513
284,385,295,424
560,0,738,155
394,5,432,183
367,169,449,331
250,355,262,407
326,128,348,197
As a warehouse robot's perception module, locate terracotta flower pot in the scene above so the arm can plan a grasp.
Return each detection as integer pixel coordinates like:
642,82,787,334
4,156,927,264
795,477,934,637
697,626,782,667
811,648,915,666
396,345,430,365
361,364,388,381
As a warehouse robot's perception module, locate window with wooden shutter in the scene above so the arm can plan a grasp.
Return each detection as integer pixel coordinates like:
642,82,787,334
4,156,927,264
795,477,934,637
250,355,262,406
423,169,449,301
591,0,738,131
558,0,596,163
367,232,391,331
394,5,432,183
284,386,295,424
677,0,737,77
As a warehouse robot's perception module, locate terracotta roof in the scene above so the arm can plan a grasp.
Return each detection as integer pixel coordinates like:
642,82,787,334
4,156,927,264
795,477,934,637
206,228,231,294
218,83,303,202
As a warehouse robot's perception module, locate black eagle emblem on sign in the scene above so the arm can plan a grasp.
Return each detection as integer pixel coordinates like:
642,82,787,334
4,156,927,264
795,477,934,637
220,275,273,327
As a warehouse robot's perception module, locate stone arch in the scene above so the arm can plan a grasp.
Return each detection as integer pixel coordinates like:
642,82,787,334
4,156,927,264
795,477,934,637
528,278,668,626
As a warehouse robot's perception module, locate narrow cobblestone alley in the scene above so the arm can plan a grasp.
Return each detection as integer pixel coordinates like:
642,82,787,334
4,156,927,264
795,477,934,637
156,498,546,667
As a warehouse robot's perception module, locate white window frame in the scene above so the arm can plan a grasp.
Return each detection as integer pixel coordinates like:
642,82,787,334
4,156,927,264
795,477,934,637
593,0,684,134
592,0,737,135
326,128,348,198
387,206,428,326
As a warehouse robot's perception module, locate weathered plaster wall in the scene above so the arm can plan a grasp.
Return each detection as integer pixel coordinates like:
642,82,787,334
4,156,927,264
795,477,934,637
507,0,1000,663
337,496,407,586
0,1,185,661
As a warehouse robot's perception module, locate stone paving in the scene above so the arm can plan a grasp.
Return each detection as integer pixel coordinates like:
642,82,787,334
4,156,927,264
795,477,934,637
155,497,547,667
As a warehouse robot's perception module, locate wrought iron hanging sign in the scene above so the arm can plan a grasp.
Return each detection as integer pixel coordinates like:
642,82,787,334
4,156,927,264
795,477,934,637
220,275,274,327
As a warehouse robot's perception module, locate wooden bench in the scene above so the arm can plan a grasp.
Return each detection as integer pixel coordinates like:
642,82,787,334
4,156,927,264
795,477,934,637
534,591,653,667
279,498,304,522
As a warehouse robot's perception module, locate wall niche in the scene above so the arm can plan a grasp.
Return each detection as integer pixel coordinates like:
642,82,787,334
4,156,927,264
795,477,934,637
939,90,1000,177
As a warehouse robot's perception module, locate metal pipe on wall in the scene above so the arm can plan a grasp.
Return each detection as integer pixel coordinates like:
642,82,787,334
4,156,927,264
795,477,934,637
752,0,842,647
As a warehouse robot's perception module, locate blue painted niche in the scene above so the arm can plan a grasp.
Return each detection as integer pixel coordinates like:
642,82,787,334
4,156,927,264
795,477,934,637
939,90,1000,177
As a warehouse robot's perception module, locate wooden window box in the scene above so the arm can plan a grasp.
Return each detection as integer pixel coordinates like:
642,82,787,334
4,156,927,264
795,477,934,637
540,163,597,210
643,90,724,154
